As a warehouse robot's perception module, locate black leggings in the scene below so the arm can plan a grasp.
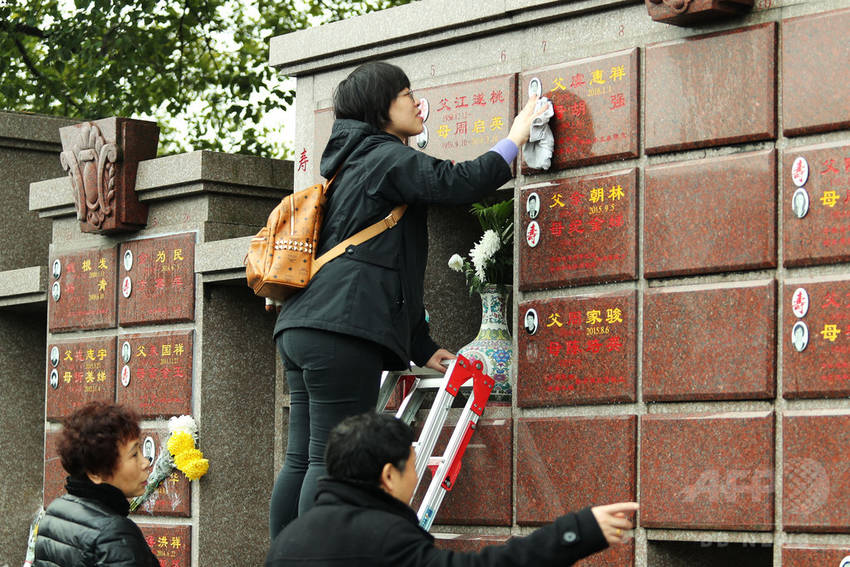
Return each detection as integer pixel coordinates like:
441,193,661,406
268,328,383,539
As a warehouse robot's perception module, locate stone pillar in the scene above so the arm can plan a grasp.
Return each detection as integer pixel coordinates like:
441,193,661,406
0,111,79,567
30,148,291,566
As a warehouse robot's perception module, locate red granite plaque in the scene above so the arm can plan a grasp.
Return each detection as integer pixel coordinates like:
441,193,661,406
783,143,850,267
139,524,191,567
783,8,850,137
645,23,776,154
517,290,636,407
783,278,850,398
640,411,774,531
118,233,195,326
48,246,118,332
784,410,850,532
412,419,511,526
643,280,776,401
410,74,516,170
132,428,191,517
645,150,776,278
433,534,510,553
783,544,850,566
517,416,636,567
116,330,193,418
46,336,116,421
518,169,637,290
520,48,638,172
43,431,65,507
311,107,335,183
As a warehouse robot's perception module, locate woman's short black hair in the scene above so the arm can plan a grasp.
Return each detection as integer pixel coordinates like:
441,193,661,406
325,412,415,486
57,401,141,478
333,61,410,130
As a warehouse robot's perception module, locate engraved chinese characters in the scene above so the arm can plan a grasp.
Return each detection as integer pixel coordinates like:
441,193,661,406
119,233,195,326
784,143,850,267
46,337,116,420
408,75,517,166
520,48,638,172
139,525,192,565
783,279,850,398
519,169,638,291
517,291,636,407
48,247,118,332
117,331,194,418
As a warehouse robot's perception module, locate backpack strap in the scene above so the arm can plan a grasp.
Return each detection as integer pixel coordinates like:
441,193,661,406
310,204,408,277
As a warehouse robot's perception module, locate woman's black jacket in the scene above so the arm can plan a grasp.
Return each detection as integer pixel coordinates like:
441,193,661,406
274,119,512,369
34,477,160,567
265,478,608,567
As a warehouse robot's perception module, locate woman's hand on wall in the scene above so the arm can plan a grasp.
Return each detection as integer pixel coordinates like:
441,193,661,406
507,95,546,148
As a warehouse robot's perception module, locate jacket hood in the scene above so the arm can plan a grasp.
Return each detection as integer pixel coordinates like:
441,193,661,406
319,119,397,178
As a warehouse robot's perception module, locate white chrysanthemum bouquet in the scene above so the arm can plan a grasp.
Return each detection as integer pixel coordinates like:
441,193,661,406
130,415,209,512
448,198,514,295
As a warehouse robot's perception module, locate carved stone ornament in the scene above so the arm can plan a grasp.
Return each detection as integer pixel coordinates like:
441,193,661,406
61,122,118,228
646,0,753,26
59,117,159,234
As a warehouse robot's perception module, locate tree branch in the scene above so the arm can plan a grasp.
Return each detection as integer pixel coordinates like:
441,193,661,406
12,35,84,113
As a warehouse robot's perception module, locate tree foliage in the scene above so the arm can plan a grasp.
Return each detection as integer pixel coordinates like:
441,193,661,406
0,0,412,156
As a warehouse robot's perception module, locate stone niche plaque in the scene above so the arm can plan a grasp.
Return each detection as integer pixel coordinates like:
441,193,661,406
118,233,195,326
138,524,191,567
783,279,850,398
46,336,116,421
59,117,158,234
517,290,636,407
783,411,850,532
783,8,850,137
645,23,776,154
520,48,638,173
644,150,776,278
783,544,850,566
410,74,517,171
518,168,638,291
48,246,118,332
643,280,776,401
783,143,850,267
116,330,193,418
132,428,191,517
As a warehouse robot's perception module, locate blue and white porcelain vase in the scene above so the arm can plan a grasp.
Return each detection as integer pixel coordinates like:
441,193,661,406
457,284,512,400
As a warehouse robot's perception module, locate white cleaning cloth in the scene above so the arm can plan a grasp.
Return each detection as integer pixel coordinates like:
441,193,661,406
522,97,555,170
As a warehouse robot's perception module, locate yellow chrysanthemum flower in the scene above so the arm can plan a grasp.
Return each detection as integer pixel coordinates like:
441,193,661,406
180,457,209,481
174,448,204,470
167,431,195,457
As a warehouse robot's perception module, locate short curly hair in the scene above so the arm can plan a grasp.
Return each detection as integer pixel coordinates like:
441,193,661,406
58,402,141,478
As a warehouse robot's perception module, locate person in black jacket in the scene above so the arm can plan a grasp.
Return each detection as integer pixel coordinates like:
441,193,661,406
266,412,639,566
269,61,544,537
35,401,160,567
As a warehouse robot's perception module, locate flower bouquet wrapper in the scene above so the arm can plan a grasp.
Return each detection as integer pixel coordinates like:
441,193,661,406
129,446,175,512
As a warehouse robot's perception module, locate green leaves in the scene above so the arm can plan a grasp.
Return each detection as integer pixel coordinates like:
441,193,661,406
0,0,410,157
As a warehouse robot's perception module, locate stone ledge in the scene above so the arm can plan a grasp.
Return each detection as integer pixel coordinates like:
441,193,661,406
0,266,46,307
269,0,636,75
0,111,80,151
30,151,293,218
196,236,253,284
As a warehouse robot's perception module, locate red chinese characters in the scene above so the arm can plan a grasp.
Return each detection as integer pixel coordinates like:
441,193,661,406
517,291,636,407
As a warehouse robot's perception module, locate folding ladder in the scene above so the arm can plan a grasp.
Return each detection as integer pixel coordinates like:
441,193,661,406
376,354,495,531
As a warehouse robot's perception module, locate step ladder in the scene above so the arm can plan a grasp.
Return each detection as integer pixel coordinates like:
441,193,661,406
376,354,495,531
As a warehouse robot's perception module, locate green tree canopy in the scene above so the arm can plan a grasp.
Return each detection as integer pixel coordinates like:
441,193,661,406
0,0,411,156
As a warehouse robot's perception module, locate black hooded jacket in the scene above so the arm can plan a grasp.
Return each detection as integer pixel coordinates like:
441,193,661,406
266,478,608,567
274,119,512,369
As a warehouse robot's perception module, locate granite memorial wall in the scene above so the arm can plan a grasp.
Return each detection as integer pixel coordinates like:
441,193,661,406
270,1,850,565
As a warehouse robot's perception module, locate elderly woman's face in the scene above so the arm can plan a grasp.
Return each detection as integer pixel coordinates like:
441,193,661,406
384,88,424,142
99,437,151,498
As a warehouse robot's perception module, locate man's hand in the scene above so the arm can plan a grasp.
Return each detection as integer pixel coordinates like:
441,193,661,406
424,348,456,372
591,502,639,545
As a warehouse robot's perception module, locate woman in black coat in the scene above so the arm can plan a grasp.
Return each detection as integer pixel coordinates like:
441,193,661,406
35,402,159,566
269,61,542,538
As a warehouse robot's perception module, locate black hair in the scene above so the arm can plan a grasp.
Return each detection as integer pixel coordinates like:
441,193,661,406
333,61,410,130
325,412,415,486
58,401,141,478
